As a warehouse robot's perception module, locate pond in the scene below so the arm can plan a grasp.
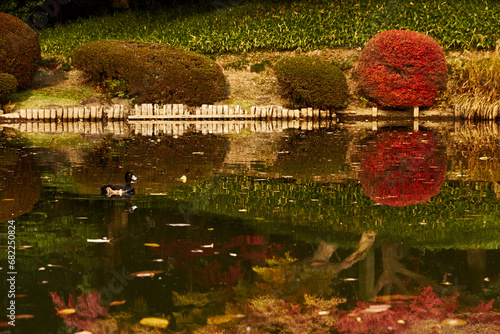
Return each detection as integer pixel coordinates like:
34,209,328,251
1,119,500,333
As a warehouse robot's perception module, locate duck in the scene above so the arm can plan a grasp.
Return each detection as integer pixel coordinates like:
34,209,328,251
101,171,137,197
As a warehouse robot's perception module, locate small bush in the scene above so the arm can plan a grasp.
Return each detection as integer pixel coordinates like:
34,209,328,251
72,40,226,105
274,56,348,109
0,73,18,97
0,12,41,90
356,30,447,109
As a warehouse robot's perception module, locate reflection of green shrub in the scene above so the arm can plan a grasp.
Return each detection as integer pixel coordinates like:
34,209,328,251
0,72,18,97
72,40,227,105
275,56,348,109
0,12,41,90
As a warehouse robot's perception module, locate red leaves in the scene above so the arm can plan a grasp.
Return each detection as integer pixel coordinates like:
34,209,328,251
51,291,108,332
359,131,447,206
356,30,447,109
336,287,462,333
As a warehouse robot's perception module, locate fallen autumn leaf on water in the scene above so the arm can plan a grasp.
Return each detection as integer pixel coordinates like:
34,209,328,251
57,308,76,315
109,300,126,306
129,270,164,277
139,317,169,328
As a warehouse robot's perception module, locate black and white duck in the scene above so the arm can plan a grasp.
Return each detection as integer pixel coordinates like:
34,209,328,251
101,171,137,197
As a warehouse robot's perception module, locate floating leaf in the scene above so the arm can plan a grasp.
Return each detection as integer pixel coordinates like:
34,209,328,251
361,304,391,313
87,237,113,243
109,300,126,306
15,314,35,319
310,262,327,267
371,294,418,302
130,270,164,277
207,314,245,325
57,308,76,315
144,243,160,248
139,317,169,328
442,318,467,327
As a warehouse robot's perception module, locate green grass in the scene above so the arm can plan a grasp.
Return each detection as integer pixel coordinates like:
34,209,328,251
3,82,96,109
38,0,500,57
8,131,94,149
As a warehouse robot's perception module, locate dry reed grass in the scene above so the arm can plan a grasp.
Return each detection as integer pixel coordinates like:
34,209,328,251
448,41,500,119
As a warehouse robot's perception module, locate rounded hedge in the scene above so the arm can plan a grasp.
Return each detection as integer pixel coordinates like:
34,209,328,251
0,12,41,90
274,56,348,109
0,73,18,97
72,40,227,105
356,30,447,109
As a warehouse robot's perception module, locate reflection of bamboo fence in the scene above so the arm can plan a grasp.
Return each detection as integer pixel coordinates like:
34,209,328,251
4,119,334,136
128,104,333,120
4,121,130,135
128,119,333,136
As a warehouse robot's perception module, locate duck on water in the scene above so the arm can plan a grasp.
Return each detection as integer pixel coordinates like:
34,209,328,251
101,171,137,197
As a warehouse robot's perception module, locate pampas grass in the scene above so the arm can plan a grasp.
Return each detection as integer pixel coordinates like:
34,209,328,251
447,42,500,119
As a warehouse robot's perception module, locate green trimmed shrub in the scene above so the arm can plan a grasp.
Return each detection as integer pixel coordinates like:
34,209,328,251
274,56,348,109
0,72,18,97
72,40,227,105
356,30,447,109
0,12,41,90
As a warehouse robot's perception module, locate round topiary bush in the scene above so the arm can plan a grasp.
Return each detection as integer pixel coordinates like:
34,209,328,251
0,73,18,97
274,56,348,109
0,12,41,90
356,30,447,109
72,40,227,105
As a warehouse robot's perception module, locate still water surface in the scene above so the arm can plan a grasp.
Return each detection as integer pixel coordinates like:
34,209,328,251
1,120,500,333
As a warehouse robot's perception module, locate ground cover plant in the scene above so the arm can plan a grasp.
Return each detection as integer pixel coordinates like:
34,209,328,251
36,0,500,58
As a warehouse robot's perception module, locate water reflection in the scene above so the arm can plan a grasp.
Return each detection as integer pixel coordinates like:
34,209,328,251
358,130,447,206
0,144,41,221
1,122,500,332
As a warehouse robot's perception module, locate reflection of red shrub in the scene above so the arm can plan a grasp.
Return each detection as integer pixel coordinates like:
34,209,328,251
356,30,447,109
51,291,108,332
359,131,446,206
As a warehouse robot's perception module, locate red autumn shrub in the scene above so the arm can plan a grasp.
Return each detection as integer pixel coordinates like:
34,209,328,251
356,30,447,109
359,130,447,206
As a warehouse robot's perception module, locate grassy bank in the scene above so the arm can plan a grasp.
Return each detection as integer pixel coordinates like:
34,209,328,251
39,0,500,57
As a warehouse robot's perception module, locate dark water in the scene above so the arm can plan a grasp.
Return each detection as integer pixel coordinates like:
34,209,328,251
1,121,500,333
